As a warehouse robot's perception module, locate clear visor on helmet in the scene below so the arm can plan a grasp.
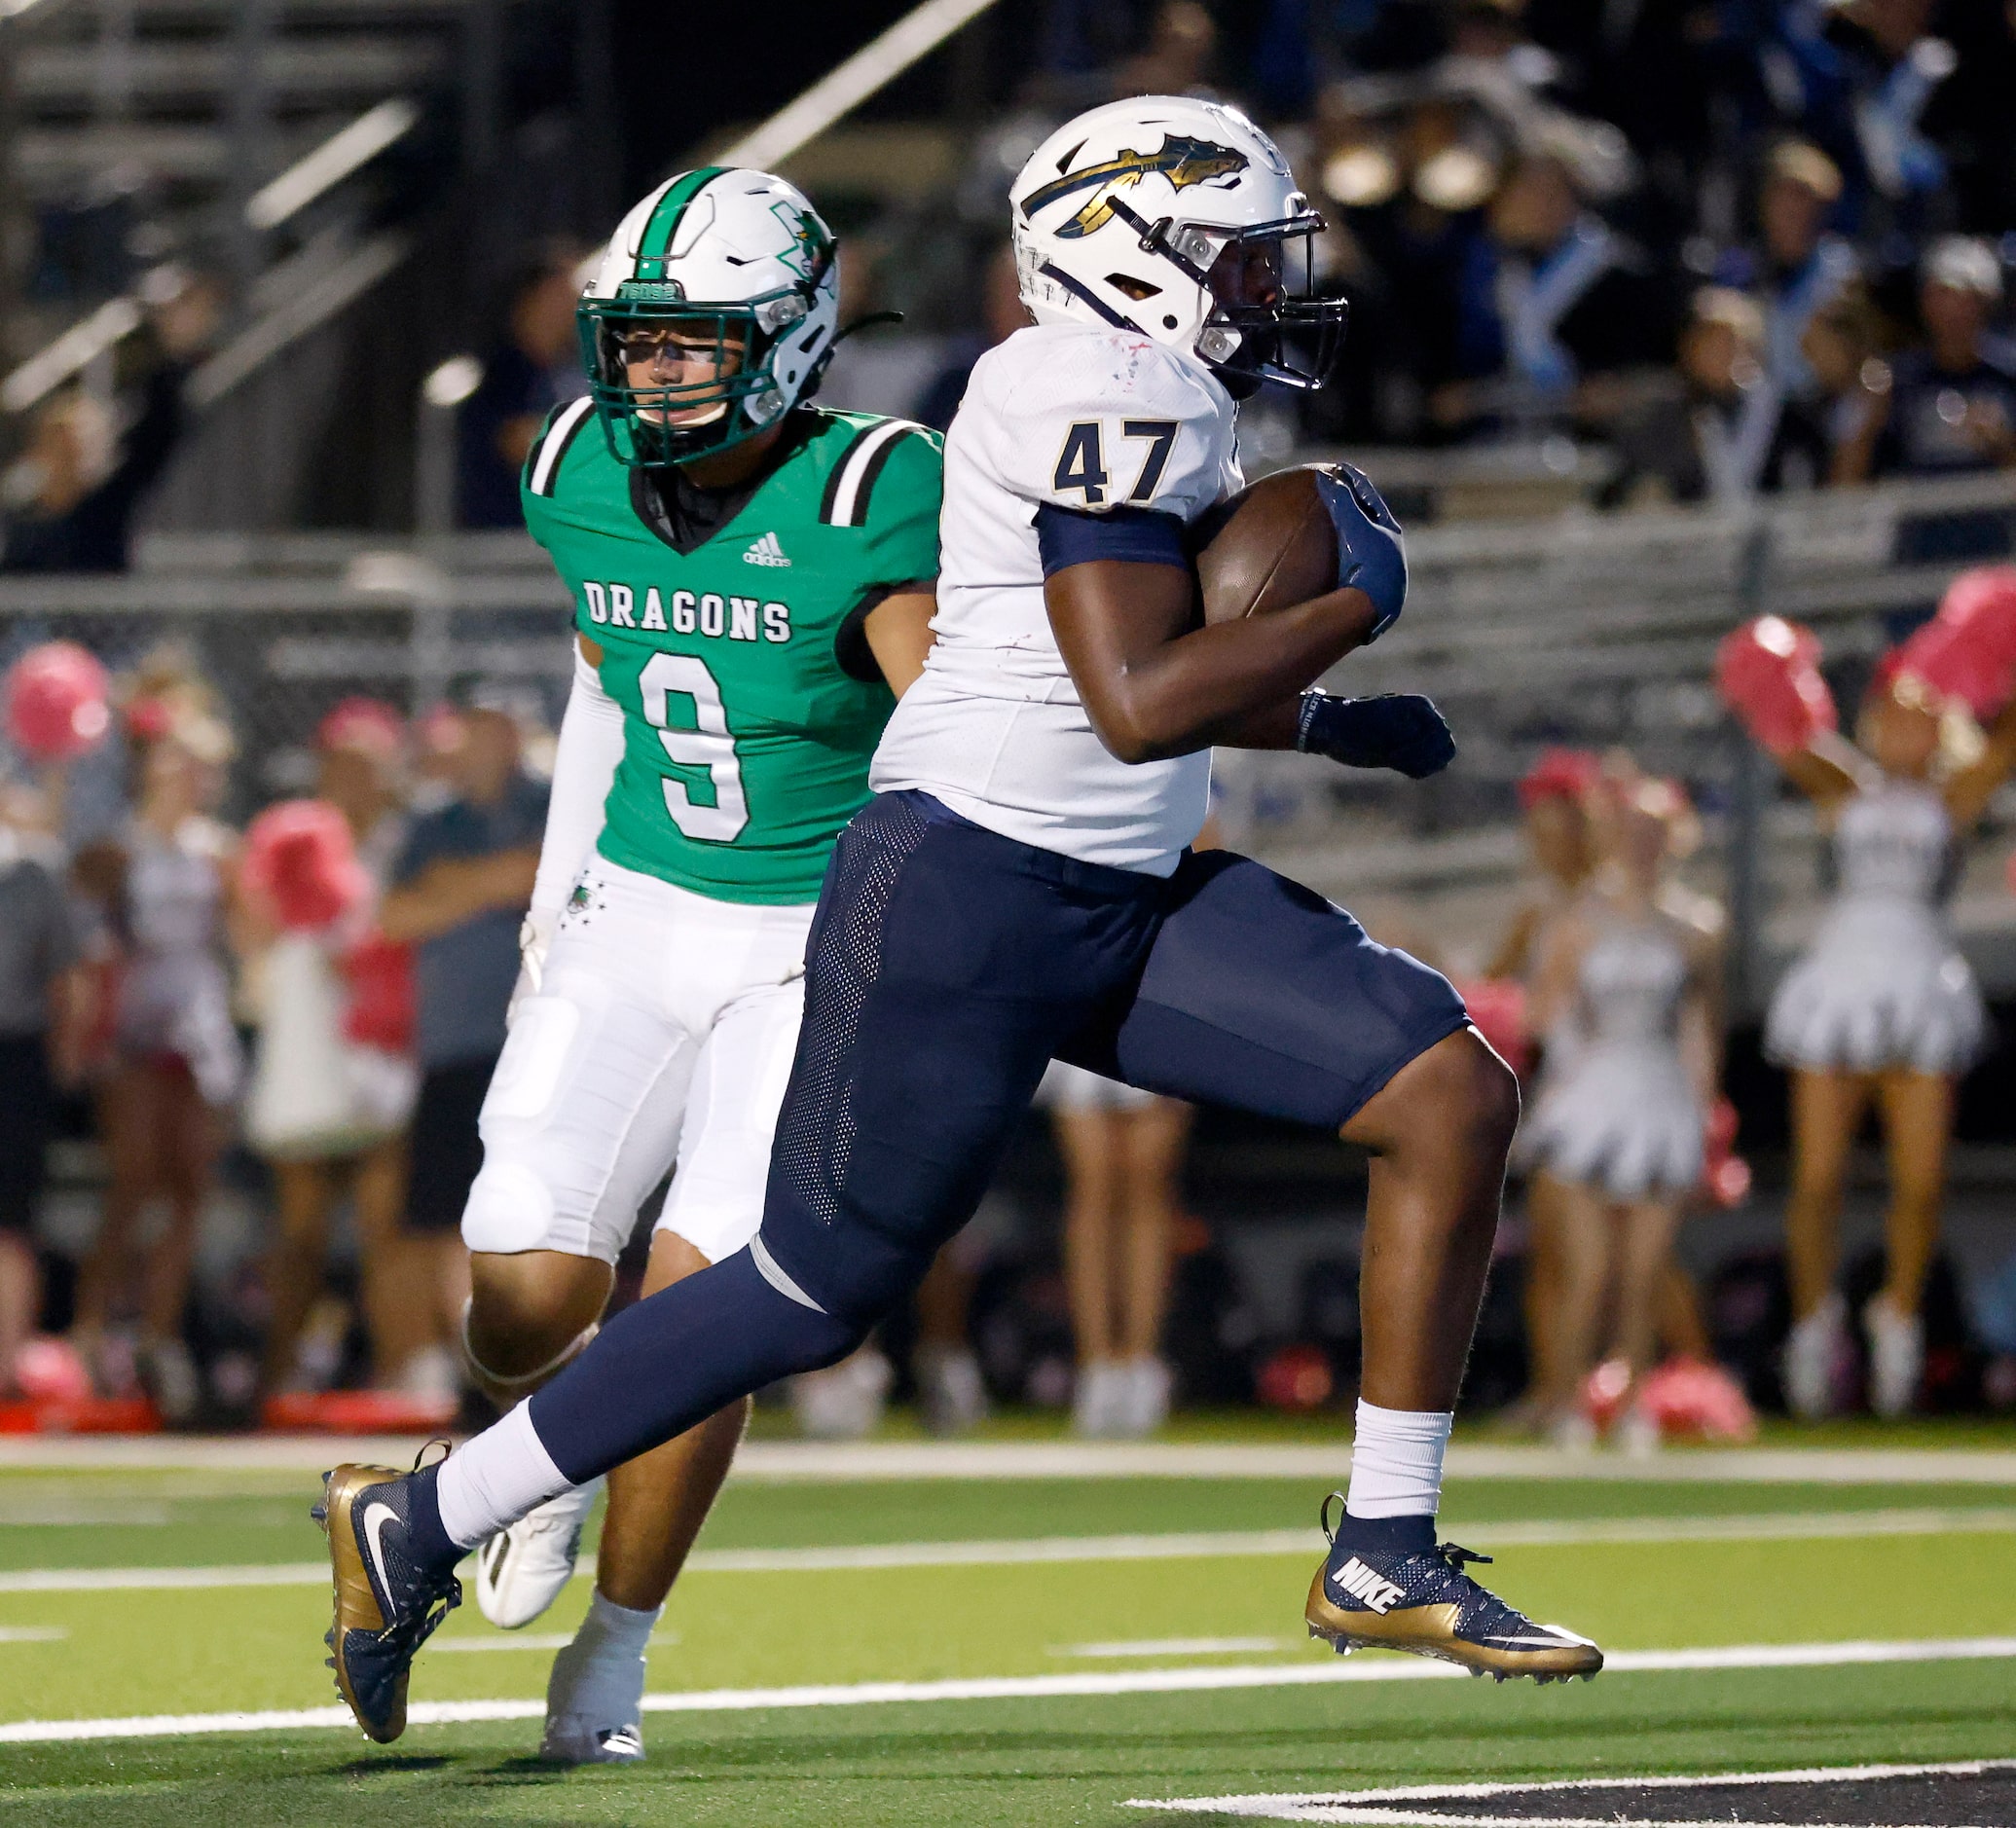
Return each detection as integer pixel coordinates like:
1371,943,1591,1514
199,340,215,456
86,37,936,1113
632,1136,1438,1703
577,285,810,465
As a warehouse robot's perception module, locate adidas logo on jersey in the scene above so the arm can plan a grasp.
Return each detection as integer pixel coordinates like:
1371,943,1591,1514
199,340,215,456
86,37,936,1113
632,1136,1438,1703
743,531,790,567
1330,1557,1407,1615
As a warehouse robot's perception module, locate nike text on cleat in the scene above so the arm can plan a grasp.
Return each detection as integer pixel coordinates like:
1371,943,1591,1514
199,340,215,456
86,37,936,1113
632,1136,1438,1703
474,1477,603,1629
313,1453,461,1742
1301,1492,1603,1683
743,530,790,567
542,1717,645,1765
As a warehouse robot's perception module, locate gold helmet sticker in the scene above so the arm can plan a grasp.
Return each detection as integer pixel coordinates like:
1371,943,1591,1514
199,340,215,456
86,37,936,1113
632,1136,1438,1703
1023,136,1250,239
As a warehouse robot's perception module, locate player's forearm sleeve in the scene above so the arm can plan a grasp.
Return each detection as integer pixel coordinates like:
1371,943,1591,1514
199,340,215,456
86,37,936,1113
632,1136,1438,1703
531,645,625,916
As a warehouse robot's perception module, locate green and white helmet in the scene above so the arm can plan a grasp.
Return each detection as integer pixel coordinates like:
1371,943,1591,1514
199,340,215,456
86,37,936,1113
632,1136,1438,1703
578,166,840,466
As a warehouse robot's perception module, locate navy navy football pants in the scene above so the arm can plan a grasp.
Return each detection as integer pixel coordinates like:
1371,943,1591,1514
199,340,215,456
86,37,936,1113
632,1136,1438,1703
759,790,1469,1326
531,789,1469,1480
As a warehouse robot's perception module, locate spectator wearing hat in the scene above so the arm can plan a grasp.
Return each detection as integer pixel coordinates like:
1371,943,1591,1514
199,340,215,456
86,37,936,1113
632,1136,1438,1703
376,689,547,1396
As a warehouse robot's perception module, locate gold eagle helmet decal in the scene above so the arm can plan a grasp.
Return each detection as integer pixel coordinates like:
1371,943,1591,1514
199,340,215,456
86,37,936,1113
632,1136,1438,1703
1022,135,1250,239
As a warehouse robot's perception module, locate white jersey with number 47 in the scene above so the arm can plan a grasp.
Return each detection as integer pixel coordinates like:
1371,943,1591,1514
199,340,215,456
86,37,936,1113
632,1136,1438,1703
870,323,1240,876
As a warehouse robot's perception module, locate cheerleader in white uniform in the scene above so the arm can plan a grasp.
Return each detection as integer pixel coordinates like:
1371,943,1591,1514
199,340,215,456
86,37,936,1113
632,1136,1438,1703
1523,770,1722,1442
70,689,240,1421
1758,663,2016,1418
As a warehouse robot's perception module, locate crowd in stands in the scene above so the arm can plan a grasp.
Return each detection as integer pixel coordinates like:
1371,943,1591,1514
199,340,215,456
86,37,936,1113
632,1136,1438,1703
0,643,550,1426
869,0,2016,514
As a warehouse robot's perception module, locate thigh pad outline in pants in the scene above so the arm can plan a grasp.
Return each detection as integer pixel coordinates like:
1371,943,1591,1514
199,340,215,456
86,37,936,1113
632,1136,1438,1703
1075,851,1472,1130
655,970,805,1265
759,793,1160,1325
461,957,699,1262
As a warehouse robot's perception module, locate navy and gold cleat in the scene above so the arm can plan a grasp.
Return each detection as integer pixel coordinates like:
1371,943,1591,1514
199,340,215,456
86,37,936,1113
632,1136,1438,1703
1302,1493,1602,1683
312,1450,462,1742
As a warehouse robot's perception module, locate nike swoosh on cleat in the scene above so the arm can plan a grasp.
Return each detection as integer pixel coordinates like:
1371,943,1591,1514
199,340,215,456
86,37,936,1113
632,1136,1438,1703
1482,1632,1582,1647
362,1502,401,1602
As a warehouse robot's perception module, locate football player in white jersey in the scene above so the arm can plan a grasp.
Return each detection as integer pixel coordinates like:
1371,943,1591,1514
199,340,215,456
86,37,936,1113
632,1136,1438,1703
317,97,1602,1747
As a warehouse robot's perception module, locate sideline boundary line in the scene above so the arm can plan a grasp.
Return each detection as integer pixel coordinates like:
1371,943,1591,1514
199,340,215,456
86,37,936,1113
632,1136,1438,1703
0,1636,2011,1744
7,1506,2016,1593
3,1437,2015,1482
1131,1757,2016,1823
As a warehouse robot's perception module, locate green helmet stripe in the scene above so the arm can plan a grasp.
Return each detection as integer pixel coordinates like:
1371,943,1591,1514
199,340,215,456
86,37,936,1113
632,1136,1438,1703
636,166,728,267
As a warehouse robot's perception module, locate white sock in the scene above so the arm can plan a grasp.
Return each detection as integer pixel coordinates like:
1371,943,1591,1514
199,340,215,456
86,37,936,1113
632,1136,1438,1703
1345,1398,1453,1518
575,1589,661,1658
435,1401,570,1549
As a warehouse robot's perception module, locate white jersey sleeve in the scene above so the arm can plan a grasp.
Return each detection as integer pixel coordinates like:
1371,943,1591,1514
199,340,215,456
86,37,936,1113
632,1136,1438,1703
870,325,1241,877
972,327,1238,524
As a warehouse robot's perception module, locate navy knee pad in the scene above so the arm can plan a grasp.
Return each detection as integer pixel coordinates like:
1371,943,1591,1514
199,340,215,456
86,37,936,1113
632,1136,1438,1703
528,1247,861,1485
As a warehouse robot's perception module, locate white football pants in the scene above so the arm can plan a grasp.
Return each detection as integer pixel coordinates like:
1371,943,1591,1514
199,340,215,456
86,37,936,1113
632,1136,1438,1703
460,859,813,1266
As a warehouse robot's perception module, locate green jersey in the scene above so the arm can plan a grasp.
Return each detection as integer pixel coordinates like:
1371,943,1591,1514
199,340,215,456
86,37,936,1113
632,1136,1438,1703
522,401,943,904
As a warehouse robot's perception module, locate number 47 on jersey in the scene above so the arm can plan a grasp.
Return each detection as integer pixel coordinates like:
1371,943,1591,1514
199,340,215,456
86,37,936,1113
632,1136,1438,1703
1052,419,1179,508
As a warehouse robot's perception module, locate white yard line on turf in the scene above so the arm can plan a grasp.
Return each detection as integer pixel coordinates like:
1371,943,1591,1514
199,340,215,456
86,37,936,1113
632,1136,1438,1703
1062,1637,1295,1658
4,1437,2016,1483
1,1637,2012,1745
0,1627,64,1643
1131,1756,2016,1823
424,1632,579,1652
6,1505,2016,1593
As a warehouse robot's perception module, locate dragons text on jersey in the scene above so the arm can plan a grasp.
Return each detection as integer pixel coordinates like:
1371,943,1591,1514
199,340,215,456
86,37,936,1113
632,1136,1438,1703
522,405,943,904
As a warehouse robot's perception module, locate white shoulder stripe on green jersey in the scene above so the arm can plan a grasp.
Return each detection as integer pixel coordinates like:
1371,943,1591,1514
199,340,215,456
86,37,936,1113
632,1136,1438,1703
529,395,596,496
822,419,916,528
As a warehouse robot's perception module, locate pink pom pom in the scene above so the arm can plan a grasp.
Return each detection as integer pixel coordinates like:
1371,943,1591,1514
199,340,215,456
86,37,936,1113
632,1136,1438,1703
1637,1356,1758,1444
3,642,111,761
242,800,367,932
14,1336,92,1403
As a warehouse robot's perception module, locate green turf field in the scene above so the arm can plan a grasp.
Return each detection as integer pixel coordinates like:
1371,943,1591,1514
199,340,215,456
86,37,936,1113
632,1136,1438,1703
0,1435,2011,1825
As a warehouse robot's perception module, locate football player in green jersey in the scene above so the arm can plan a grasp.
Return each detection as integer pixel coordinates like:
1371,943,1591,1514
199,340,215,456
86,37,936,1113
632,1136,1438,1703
456,168,942,1763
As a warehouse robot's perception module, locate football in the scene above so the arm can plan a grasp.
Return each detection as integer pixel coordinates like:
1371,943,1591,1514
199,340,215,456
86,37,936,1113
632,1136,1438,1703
1192,464,1340,624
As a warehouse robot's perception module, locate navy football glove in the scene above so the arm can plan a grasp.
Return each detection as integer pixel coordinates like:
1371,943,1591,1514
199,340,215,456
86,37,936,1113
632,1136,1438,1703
1313,462,1407,639
1297,691,1454,779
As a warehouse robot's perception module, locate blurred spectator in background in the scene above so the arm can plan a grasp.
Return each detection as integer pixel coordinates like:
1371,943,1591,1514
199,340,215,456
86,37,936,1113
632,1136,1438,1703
1772,0,1958,238
916,245,1028,433
0,782,90,1390
1869,237,2016,479
1603,287,1828,505
458,244,589,530
1741,141,1856,402
1487,749,1597,1436
243,701,419,1403
911,1242,990,1437
1799,279,1892,484
69,671,239,1422
0,274,223,574
1520,769,1723,1449
1029,0,1215,111
1434,151,1671,439
376,688,546,1397
1042,1063,1191,1439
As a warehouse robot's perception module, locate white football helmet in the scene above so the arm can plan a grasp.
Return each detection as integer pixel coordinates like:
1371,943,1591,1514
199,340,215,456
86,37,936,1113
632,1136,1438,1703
1009,95,1346,395
578,166,840,464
